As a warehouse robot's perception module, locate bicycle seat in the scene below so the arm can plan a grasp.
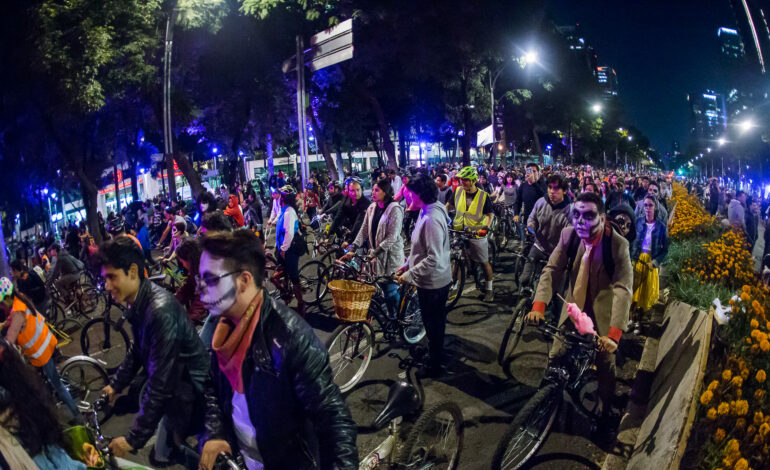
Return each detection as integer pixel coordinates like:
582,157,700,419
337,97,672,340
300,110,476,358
372,380,421,430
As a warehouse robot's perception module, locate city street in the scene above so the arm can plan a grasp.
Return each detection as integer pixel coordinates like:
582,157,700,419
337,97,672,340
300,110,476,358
95,242,646,470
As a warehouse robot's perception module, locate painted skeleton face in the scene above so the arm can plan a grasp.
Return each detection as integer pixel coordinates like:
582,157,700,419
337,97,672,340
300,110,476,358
571,201,604,240
198,252,238,317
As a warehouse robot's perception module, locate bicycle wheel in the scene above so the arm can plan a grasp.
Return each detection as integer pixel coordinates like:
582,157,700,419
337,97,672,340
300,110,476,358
59,358,113,423
491,383,561,470
497,297,529,365
397,400,464,470
77,285,101,317
80,318,130,371
298,260,326,306
316,262,356,303
400,289,426,344
325,322,375,393
46,301,66,325
446,259,465,309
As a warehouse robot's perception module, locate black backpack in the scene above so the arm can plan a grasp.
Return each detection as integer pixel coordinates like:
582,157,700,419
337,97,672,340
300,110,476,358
565,228,616,283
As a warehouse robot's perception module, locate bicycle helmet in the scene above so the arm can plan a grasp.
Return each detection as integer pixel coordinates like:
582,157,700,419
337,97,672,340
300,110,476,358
106,214,125,234
344,177,363,187
328,181,342,191
278,184,297,195
0,277,13,302
456,166,478,182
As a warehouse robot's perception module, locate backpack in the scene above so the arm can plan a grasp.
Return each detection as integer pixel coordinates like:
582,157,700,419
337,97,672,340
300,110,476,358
289,225,308,255
565,228,616,283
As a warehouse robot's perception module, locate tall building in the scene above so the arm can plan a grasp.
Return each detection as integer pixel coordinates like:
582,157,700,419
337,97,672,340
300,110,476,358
718,26,746,60
596,66,618,99
556,24,599,76
728,0,770,75
688,90,728,142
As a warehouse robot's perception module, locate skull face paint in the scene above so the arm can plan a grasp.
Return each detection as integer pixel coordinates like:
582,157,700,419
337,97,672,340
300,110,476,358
571,201,603,240
198,251,238,317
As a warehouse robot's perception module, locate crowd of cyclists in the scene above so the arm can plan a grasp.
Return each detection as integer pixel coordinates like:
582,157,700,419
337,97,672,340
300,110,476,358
14,157,770,469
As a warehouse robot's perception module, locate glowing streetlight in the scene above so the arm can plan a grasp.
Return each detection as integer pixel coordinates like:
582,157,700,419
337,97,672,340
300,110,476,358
628,136,633,141
718,137,727,146
591,103,602,113
520,50,539,67
739,119,755,134
706,147,712,153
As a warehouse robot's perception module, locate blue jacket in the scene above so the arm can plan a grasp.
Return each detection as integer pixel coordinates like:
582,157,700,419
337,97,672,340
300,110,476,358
631,217,668,267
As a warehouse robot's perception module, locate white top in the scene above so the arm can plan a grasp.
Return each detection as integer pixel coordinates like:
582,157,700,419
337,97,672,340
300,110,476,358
642,222,655,253
268,199,281,224
232,392,264,470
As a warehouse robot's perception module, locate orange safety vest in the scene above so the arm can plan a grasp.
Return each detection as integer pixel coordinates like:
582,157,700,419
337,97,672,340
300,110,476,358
13,297,57,367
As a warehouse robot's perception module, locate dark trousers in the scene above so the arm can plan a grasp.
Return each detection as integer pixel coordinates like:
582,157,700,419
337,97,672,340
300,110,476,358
520,245,549,289
404,210,419,240
417,283,451,368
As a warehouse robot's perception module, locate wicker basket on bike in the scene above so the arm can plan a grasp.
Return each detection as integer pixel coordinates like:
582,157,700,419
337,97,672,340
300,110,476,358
328,279,375,322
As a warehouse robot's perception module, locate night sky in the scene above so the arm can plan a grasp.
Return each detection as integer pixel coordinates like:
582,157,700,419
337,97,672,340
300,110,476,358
546,0,736,155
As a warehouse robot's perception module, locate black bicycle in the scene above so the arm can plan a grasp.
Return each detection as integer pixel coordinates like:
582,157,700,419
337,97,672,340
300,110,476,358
497,255,548,365
491,323,600,470
80,294,131,372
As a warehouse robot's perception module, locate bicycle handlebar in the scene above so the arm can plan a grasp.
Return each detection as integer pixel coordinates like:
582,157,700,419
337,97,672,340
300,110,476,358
539,323,598,350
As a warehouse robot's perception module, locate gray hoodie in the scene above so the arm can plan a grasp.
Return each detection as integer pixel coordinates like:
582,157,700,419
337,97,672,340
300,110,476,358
403,202,452,289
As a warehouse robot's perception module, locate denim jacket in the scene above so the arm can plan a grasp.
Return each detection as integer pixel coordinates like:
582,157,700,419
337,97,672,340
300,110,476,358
631,218,668,267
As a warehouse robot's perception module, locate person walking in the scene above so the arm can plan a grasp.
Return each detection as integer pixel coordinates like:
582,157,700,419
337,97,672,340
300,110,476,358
396,174,453,378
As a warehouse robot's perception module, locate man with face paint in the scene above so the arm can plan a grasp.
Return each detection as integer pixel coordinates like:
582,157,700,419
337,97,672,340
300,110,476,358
97,237,211,466
525,192,633,442
197,230,357,470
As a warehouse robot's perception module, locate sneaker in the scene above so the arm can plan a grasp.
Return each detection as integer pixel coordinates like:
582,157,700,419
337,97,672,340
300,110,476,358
483,290,495,302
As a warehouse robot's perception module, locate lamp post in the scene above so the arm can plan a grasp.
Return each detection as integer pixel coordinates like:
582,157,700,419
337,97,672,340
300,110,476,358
489,49,538,162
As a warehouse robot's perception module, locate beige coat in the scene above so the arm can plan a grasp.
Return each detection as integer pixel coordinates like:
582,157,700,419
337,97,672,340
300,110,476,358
534,225,633,336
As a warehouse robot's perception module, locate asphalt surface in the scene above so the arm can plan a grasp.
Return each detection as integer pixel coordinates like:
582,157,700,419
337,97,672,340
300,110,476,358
59,236,646,470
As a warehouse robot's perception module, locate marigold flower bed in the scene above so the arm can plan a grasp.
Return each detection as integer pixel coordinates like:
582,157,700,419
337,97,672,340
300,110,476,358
668,183,717,240
681,230,756,289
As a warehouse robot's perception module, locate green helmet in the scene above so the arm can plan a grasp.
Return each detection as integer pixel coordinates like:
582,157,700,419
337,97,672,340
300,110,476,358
456,166,478,181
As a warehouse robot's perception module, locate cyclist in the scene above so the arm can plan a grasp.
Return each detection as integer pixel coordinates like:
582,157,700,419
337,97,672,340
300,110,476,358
97,237,211,467
519,174,572,292
197,230,357,470
447,166,496,302
10,259,49,314
272,184,308,316
160,220,189,265
525,192,633,442
344,178,404,314
318,181,344,217
329,177,370,243
514,163,546,244
265,186,282,227
0,278,82,424
44,244,83,295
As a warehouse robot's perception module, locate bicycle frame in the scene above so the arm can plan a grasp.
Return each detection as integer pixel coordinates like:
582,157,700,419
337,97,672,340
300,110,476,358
358,418,402,469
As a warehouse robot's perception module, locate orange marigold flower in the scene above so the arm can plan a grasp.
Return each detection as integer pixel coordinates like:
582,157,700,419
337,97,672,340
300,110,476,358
718,402,730,415
734,458,749,470
708,380,720,391
715,427,726,442
701,390,714,405
761,340,770,352
755,412,765,426
707,407,718,420
741,292,751,302
756,389,767,400
736,417,747,429
751,319,760,328
722,369,733,381
760,422,770,438
731,376,743,388
757,370,767,383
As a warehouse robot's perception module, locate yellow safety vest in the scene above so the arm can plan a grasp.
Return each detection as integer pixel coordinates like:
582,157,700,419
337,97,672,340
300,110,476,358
453,188,488,230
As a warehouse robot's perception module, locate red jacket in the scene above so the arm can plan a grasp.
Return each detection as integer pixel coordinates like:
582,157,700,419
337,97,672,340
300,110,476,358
224,195,245,227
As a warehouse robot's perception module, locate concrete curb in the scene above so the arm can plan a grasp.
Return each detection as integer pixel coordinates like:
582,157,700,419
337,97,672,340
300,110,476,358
602,301,712,470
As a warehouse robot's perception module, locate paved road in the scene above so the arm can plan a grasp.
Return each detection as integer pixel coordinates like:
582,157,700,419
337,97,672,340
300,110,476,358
86,239,644,469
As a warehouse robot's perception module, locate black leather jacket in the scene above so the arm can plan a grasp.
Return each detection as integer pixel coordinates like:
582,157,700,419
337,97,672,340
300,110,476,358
110,280,211,450
202,291,357,469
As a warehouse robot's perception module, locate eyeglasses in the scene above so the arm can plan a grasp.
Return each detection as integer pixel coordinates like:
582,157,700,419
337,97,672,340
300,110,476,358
196,271,240,289
571,210,598,222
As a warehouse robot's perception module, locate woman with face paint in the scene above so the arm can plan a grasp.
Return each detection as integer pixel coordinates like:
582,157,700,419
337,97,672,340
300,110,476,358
273,185,307,316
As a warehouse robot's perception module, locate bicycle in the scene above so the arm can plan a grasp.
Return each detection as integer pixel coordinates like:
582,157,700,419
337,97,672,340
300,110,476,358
358,350,464,469
264,252,326,307
491,323,600,470
148,259,186,293
446,228,496,308
47,280,101,325
497,250,549,365
80,294,131,372
325,273,425,393
494,204,519,252
58,356,113,424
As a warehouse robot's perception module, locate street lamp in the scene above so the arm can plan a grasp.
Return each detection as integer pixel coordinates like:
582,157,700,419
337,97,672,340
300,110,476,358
521,50,539,67
739,119,755,134
592,103,602,114
718,137,727,146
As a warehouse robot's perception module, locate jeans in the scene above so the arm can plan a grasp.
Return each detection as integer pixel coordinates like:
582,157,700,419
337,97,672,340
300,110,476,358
381,282,400,316
40,357,82,423
417,283,451,369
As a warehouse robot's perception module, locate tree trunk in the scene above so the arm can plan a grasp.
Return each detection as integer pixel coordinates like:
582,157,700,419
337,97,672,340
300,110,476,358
355,85,397,169
461,75,471,167
129,157,139,202
307,112,339,180
398,127,407,168
368,131,385,168
174,151,204,199
164,154,177,200
113,163,122,212
0,212,10,278
76,169,103,245
266,133,274,175
531,127,542,164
